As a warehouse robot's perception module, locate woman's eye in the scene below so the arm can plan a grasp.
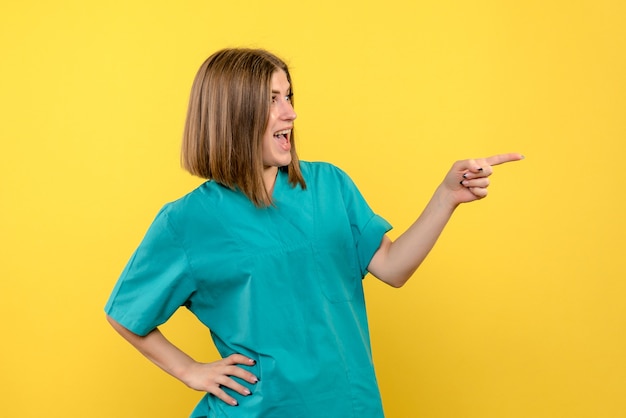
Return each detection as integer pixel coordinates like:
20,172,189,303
271,94,292,103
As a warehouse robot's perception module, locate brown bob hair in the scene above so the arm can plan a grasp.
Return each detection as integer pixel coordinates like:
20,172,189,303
181,48,306,207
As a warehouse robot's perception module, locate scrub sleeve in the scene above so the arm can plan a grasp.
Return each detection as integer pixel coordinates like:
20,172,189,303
105,207,196,337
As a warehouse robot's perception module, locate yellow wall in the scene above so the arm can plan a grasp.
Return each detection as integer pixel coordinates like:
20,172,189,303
1,1,625,417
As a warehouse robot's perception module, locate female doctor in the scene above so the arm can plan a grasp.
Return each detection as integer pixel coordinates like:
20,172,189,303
105,48,523,418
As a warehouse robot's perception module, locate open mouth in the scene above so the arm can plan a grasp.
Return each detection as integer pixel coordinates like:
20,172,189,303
273,129,291,141
273,129,291,148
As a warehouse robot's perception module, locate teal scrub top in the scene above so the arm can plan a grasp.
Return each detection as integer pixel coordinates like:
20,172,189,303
105,161,393,418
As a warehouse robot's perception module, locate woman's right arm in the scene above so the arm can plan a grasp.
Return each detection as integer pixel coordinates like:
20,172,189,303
106,315,258,406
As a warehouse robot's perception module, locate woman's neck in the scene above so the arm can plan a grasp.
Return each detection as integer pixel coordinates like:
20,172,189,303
263,166,279,195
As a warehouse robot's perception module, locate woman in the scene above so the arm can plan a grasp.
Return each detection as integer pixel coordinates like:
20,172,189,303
105,48,522,417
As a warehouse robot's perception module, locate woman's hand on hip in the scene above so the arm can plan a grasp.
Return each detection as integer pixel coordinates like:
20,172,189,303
181,354,259,407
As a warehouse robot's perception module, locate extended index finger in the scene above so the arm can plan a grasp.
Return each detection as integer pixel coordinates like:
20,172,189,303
484,153,524,167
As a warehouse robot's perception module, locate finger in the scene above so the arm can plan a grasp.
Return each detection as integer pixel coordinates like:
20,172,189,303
210,385,240,407
469,187,489,199
462,165,492,179
224,364,259,384
484,153,524,167
215,374,253,397
461,159,483,173
225,354,257,367
461,177,490,188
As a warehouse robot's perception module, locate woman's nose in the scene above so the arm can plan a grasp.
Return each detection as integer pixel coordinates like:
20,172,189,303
281,101,297,121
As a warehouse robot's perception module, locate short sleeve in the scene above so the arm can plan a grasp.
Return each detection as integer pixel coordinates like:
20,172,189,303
104,206,196,336
335,167,393,275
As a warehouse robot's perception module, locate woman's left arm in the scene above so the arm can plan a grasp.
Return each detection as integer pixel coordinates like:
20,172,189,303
367,153,523,288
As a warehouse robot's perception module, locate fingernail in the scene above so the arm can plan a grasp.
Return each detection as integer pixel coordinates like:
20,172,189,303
460,180,468,186
478,167,484,172
231,400,239,406
244,389,251,396
462,173,468,179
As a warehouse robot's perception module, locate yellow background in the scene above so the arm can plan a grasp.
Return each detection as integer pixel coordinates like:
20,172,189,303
1,0,625,417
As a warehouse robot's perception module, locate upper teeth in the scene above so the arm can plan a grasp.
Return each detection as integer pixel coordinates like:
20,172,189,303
275,129,290,136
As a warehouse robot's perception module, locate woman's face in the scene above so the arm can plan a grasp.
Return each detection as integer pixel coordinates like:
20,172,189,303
262,70,297,172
